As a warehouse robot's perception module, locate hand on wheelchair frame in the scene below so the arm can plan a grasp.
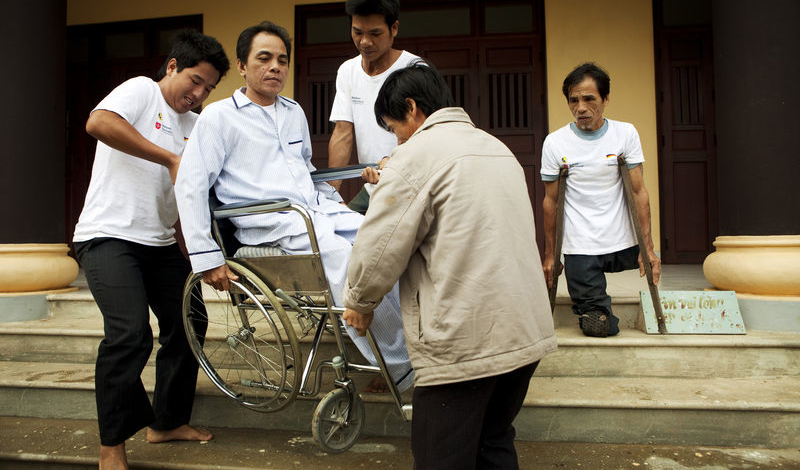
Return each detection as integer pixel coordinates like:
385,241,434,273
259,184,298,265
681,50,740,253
343,308,374,336
201,264,240,291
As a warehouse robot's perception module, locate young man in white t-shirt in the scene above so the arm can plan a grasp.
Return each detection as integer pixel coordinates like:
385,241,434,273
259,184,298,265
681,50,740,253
541,63,661,338
327,0,420,215
72,30,229,470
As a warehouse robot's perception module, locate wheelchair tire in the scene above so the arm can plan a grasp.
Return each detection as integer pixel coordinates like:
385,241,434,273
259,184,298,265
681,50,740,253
182,260,301,412
312,388,365,453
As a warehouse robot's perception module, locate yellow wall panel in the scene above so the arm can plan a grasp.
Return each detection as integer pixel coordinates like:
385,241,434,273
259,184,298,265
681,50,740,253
544,0,660,249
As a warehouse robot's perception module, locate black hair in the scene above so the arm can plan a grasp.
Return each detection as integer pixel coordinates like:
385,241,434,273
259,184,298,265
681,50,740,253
374,60,454,130
155,30,230,83
562,62,610,101
236,21,292,64
345,0,399,28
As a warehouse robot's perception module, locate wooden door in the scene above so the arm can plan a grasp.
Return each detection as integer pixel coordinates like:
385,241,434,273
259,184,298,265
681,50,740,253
656,27,718,263
478,38,546,243
295,1,548,250
294,43,359,200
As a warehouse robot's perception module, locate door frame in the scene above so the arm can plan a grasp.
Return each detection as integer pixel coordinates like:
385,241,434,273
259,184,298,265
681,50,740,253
653,4,718,264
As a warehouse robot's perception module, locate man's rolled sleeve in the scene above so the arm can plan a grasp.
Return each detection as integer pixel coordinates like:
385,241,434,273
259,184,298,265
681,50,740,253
342,283,383,314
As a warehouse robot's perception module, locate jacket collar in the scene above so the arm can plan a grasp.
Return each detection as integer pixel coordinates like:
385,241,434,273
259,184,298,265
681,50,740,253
411,107,474,139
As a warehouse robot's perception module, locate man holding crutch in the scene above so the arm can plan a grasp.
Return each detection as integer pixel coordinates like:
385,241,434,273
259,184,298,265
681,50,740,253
541,62,661,337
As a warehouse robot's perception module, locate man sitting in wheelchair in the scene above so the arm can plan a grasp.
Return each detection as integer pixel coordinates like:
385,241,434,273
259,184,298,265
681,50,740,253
175,21,413,392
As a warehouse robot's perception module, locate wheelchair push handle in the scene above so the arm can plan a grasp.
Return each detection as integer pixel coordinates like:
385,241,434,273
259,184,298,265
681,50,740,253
309,163,378,183
212,197,291,219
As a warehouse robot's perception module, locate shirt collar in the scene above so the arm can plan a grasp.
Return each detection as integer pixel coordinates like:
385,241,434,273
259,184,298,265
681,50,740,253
569,119,609,140
232,87,287,111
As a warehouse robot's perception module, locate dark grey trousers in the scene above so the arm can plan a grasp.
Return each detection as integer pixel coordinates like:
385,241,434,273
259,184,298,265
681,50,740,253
563,245,640,335
75,238,205,445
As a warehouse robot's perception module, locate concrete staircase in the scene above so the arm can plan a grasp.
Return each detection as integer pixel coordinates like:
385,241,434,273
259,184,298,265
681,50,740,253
1,266,798,467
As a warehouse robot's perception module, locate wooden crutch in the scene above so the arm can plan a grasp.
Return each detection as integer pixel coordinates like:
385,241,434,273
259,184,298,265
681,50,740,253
548,166,568,313
617,156,667,334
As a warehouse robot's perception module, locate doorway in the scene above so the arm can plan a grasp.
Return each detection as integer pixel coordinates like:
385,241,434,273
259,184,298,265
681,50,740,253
654,0,718,263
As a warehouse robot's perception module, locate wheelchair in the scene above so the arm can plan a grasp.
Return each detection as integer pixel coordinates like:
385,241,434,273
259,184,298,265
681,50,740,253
180,166,411,453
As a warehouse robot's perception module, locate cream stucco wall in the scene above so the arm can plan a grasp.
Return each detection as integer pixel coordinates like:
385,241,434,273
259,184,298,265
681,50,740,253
67,0,324,103
544,0,661,249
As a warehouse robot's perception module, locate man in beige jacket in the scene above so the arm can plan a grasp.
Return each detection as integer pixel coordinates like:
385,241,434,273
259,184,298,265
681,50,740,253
342,62,556,470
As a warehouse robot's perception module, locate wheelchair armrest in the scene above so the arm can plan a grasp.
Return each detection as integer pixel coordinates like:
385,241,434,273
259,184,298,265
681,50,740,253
213,198,291,219
310,163,378,183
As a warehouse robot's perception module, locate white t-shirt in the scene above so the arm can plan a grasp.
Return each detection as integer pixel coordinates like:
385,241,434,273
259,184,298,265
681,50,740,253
540,119,645,255
263,102,281,131
329,50,420,164
73,76,197,246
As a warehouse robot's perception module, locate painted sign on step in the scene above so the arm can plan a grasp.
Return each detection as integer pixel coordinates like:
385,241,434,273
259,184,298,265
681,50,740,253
641,290,745,334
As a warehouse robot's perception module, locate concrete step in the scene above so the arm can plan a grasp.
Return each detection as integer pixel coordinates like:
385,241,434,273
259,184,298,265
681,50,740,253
4,300,798,379
2,268,798,449
0,359,412,440
38,269,743,339
517,376,800,447
36,263,727,334
552,296,643,329
2,355,798,447
0,287,353,364
537,327,800,378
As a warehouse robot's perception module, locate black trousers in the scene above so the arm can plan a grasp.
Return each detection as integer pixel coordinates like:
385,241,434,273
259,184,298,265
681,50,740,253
563,245,640,335
75,238,205,446
411,361,539,470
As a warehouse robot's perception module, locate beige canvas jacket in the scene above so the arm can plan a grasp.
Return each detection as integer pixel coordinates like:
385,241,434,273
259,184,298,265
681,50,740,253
343,107,556,387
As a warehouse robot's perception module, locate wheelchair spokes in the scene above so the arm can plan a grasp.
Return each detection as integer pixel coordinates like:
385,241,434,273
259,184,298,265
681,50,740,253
182,261,301,412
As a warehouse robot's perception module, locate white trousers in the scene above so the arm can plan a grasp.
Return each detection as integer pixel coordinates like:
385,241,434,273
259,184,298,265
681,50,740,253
280,209,414,391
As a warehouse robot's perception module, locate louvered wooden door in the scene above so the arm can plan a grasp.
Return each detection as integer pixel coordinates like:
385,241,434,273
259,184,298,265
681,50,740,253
479,39,545,238
295,45,361,200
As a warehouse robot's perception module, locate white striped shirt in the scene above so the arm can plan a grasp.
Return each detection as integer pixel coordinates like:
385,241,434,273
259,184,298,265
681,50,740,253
175,88,351,273
174,89,414,389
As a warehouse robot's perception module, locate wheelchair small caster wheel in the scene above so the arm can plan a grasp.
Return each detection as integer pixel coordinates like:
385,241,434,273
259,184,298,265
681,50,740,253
311,388,364,453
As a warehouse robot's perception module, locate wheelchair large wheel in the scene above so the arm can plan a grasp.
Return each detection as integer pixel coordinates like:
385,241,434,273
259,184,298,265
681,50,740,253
311,388,365,453
182,260,301,412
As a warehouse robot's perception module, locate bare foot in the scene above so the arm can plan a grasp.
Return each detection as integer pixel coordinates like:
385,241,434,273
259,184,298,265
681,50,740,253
99,443,129,470
146,424,213,444
363,376,389,393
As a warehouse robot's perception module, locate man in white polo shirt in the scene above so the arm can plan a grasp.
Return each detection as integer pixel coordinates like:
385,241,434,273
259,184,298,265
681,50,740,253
327,0,420,213
175,21,413,396
541,62,661,338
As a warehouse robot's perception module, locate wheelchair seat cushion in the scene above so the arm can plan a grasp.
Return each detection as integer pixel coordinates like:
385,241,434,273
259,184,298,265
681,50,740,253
234,244,288,258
